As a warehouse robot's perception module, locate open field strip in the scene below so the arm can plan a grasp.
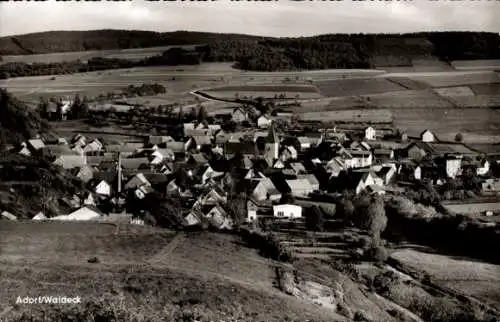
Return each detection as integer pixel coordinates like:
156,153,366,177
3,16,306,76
390,248,500,307
314,77,407,97
299,109,393,123
451,59,500,70
434,86,476,97
379,70,500,87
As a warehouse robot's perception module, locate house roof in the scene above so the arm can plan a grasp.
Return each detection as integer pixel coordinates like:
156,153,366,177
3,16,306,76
297,137,311,145
164,141,184,153
28,139,46,150
225,142,256,155
289,162,306,174
190,153,209,164
105,144,142,154
286,179,314,193
53,155,87,169
57,206,104,221
191,135,212,146
121,157,149,170
148,135,174,145
297,174,320,187
44,144,79,156
374,148,393,155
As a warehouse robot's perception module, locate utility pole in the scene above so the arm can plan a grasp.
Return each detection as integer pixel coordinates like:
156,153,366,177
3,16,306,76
117,152,122,194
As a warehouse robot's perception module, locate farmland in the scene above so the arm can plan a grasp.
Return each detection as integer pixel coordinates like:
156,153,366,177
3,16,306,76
299,109,393,123
390,248,500,307
314,78,407,97
391,108,500,142
451,59,500,70
0,45,196,64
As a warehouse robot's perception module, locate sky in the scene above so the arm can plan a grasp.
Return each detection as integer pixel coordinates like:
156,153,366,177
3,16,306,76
0,0,498,38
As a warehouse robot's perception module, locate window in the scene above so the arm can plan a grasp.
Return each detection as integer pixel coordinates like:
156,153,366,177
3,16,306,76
277,211,284,217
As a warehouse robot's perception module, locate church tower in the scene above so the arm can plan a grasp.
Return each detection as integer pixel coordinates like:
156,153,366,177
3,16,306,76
264,123,279,166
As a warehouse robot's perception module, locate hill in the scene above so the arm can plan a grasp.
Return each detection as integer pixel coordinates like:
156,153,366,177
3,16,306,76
0,153,87,219
1,30,499,72
0,89,52,144
0,226,348,322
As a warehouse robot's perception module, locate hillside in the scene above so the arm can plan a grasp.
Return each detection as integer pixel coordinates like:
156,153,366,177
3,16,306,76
0,89,52,144
1,31,499,72
0,153,87,219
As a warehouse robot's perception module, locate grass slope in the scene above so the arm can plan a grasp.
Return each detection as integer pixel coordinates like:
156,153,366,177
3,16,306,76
0,224,346,322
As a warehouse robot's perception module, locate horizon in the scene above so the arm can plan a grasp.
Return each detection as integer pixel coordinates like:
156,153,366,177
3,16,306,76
0,1,498,38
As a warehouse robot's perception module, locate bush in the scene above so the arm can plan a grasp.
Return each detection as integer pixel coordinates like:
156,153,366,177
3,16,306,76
87,256,100,263
365,245,389,263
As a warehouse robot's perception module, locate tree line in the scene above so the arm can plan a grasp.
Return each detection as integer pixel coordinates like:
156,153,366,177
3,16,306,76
1,31,499,77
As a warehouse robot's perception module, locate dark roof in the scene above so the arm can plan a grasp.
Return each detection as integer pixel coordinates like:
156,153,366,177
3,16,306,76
121,157,149,170
225,142,256,155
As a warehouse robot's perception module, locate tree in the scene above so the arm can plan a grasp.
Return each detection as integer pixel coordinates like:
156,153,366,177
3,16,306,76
354,195,387,246
178,106,184,121
37,97,49,119
197,105,207,123
227,192,247,227
337,196,355,221
305,206,324,232
455,133,463,142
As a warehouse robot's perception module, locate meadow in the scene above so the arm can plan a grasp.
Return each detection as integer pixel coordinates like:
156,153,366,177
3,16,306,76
0,222,345,322
390,248,500,307
299,109,393,123
0,45,198,64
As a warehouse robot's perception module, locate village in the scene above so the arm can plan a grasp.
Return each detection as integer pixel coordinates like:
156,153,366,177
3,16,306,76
4,97,500,234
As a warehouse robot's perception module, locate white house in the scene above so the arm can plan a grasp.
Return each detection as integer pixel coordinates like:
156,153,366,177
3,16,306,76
297,137,312,151
421,130,436,143
95,180,112,196
32,212,47,220
51,206,103,221
345,150,373,168
365,127,376,141
273,204,302,219
477,160,490,176
414,166,422,180
257,115,272,128
445,157,462,179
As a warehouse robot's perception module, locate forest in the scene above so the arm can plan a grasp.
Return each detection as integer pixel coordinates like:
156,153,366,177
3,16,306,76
0,31,499,76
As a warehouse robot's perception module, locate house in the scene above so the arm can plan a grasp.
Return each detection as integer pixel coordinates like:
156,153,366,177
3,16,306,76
482,179,500,194
18,143,31,156
32,212,47,221
83,139,103,154
188,153,209,165
273,204,302,219
72,165,94,183
421,129,436,143
257,115,272,128
245,169,267,180
280,146,298,162
197,188,227,206
297,174,320,191
374,148,394,161
124,173,151,191
83,193,97,206
184,211,203,226
365,127,376,141
1,211,17,221
195,165,224,185
166,141,188,155
150,149,175,165
296,137,312,151
289,162,307,175
148,135,174,146
326,157,345,178
350,141,371,151
332,171,378,195
121,157,149,170
232,107,248,123
286,179,314,197
191,135,212,151
224,142,256,158
53,155,87,169
445,156,462,179
477,160,490,176
51,206,103,221
250,178,282,201
134,184,155,200
344,150,373,168
247,199,258,222
273,159,285,169
414,165,422,180
27,139,46,152
205,205,232,230
94,180,112,196
377,164,397,185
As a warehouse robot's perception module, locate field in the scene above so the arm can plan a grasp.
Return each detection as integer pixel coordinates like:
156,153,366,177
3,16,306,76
391,108,500,142
0,222,345,322
390,248,500,307
442,202,500,215
470,83,500,95
363,90,454,109
395,70,500,87
0,45,197,64
451,60,500,70
314,78,407,97
299,109,393,123
433,86,476,97
202,90,323,100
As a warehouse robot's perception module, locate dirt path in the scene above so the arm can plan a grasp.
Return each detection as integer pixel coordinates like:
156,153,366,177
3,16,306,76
147,232,186,264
